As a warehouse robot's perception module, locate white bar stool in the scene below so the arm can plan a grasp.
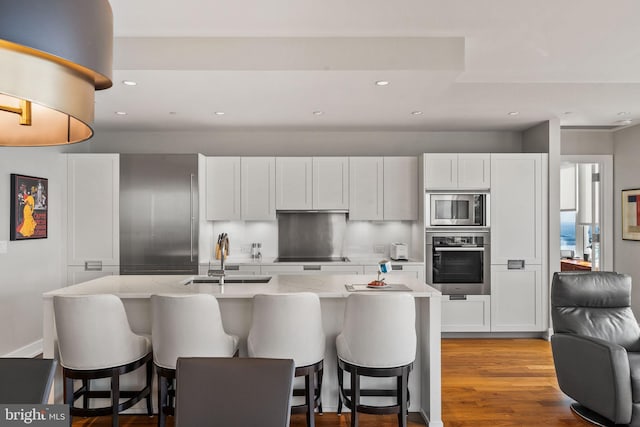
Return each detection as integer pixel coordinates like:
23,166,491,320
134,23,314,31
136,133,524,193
336,293,416,427
247,293,326,427
53,294,153,427
151,294,239,427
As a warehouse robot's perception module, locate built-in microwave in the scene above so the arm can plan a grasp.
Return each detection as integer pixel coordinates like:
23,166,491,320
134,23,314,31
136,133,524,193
427,193,488,227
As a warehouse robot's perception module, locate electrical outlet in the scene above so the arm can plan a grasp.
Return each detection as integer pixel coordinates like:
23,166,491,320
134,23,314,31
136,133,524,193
373,245,385,254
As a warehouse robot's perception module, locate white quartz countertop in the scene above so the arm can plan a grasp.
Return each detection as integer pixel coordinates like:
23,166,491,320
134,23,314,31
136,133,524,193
43,274,439,299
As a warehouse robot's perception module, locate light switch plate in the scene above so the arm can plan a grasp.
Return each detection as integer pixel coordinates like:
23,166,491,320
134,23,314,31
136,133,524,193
0,240,7,254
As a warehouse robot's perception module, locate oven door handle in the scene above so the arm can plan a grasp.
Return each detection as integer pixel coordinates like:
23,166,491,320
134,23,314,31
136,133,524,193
434,247,485,252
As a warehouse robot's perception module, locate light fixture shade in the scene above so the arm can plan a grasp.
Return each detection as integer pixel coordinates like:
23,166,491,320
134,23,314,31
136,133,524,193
0,0,113,146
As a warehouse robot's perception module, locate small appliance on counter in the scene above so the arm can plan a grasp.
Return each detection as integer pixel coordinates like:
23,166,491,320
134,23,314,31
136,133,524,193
390,243,409,261
250,242,262,260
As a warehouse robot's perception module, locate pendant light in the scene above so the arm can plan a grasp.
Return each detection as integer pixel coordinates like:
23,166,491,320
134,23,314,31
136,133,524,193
0,0,113,146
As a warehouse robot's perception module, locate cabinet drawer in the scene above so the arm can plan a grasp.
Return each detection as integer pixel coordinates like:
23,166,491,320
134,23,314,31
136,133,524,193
442,295,491,332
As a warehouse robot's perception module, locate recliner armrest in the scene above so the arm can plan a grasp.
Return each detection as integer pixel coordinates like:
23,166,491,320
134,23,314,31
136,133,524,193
551,333,632,425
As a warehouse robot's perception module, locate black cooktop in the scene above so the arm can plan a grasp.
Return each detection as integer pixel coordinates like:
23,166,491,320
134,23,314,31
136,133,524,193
274,256,350,263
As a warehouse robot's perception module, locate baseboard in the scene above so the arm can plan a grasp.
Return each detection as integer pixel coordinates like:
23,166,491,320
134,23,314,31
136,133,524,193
2,339,43,358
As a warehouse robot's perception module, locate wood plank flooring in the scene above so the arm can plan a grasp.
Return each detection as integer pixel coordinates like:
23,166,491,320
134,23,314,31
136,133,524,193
71,339,591,427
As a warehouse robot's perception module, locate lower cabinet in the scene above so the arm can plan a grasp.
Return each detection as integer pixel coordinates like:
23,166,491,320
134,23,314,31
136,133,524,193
261,264,363,275
67,265,120,286
490,264,544,332
442,295,491,332
363,264,425,282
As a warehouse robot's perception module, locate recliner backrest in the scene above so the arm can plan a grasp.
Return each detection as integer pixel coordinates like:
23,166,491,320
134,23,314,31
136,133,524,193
551,271,640,351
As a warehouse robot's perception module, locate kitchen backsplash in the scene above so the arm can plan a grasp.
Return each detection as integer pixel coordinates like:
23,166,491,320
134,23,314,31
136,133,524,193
201,219,414,262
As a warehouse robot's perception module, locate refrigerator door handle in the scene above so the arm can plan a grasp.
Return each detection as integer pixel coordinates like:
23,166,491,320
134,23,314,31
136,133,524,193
190,173,195,262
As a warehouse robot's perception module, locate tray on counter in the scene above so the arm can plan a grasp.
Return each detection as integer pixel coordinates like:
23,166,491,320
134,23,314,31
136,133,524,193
345,284,413,292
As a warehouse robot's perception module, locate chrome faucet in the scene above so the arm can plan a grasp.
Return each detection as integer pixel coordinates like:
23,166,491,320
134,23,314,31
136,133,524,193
208,233,229,285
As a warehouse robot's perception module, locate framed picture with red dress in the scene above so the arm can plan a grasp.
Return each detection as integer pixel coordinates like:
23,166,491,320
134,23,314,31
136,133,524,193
10,174,48,240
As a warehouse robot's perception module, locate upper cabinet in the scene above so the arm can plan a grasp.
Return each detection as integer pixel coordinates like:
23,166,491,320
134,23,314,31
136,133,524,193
490,153,544,265
424,153,490,190
275,157,313,210
313,157,349,210
349,157,384,221
206,157,275,221
67,154,120,266
276,157,349,210
383,157,418,221
206,157,241,220
242,157,276,220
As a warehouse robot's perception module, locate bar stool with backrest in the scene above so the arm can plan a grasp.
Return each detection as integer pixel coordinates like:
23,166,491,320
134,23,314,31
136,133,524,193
53,294,153,427
151,293,239,427
336,293,416,427
247,293,326,427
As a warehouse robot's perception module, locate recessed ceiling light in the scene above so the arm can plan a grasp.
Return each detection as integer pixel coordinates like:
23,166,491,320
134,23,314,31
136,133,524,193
115,111,127,115
375,80,390,86
563,111,573,115
169,112,177,115
411,111,423,115
214,111,225,116
617,111,631,116
507,111,519,116
312,111,324,116
122,80,137,86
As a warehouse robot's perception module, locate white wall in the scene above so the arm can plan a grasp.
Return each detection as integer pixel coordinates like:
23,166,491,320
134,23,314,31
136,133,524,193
81,130,522,155
561,130,615,155
0,146,66,356
613,124,640,311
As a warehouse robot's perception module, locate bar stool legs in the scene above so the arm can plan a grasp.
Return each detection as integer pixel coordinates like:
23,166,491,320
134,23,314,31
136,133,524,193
291,360,324,427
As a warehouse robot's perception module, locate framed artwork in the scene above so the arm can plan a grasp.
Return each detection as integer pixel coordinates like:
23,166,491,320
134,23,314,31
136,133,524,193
10,174,48,240
622,188,640,241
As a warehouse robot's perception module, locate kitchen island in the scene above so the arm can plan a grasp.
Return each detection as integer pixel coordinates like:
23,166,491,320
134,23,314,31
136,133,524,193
43,274,442,427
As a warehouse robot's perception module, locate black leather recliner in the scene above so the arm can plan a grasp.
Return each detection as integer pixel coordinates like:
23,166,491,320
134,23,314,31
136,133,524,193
551,271,640,426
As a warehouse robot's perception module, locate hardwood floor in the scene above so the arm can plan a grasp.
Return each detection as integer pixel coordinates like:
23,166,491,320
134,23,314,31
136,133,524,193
71,339,591,427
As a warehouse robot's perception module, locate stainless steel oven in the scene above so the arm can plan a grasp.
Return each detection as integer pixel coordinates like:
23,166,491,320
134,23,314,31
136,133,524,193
426,231,490,295
427,193,488,227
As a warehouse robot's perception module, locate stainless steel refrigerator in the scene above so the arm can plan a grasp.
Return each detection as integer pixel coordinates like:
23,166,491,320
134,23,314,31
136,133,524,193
120,154,198,275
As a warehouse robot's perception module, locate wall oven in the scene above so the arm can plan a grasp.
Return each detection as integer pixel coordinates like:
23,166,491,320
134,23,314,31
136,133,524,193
426,231,490,295
427,193,488,227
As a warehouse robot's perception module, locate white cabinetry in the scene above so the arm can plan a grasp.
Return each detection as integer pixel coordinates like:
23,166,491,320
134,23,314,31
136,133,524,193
442,295,491,332
260,264,363,275
490,264,543,331
67,154,120,284
241,157,276,220
383,157,418,221
490,153,546,332
67,265,120,286
490,154,543,265
424,153,490,190
313,157,349,210
275,157,349,210
205,157,275,221
363,263,424,282
275,157,313,210
206,157,241,220
349,157,383,220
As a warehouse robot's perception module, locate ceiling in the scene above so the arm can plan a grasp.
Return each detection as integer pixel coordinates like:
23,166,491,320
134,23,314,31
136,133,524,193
94,0,640,133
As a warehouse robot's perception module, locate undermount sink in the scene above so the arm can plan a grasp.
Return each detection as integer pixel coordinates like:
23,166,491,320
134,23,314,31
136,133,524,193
187,275,272,285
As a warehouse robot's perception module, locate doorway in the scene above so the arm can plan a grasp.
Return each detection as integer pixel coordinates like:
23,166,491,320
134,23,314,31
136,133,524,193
560,155,613,272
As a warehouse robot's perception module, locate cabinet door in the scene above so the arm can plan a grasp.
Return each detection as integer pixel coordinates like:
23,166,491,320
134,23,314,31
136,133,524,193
442,295,491,332
206,157,241,220
424,154,458,190
490,264,544,332
458,154,491,189
383,157,418,220
241,157,276,220
276,157,313,210
67,154,119,266
321,265,364,274
349,157,384,221
490,154,543,265
313,157,349,210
